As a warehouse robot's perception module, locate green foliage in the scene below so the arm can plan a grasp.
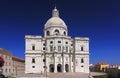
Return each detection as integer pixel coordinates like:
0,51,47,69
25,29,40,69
0,57,4,67
118,70,120,78
7,75,14,78
93,75,108,78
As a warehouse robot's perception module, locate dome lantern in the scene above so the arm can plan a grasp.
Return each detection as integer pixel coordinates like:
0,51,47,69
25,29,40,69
52,6,59,17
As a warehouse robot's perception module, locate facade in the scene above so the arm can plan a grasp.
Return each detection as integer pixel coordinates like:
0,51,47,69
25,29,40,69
0,48,13,76
94,62,109,72
25,7,89,73
0,48,25,76
12,56,25,76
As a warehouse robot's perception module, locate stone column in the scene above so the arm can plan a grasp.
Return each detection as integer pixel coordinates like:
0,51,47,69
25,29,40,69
46,57,49,72
69,54,71,72
62,53,64,72
73,52,76,72
54,54,57,73
63,56,66,72
62,55,66,73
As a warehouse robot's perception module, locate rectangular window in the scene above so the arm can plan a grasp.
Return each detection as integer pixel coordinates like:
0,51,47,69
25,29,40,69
58,46,61,52
50,46,53,52
81,58,84,63
62,46,64,52
32,45,35,50
66,46,68,52
32,58,35,63
6,62,7,66
9,63,11,66
5,69,7,73
9,69,10,72
6,55,7,59
58,41,61,43
81,46,84,51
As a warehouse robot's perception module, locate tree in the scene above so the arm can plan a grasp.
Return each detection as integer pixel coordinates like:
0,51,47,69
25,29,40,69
0,57,4,67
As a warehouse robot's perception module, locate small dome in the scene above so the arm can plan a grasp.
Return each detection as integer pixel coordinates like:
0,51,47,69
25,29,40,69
44,7,67,30
45,17,67,29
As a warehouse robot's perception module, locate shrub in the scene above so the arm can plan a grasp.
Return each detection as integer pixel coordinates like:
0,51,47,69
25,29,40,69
93,75,108,78
0,57,4,67
7,76,14,78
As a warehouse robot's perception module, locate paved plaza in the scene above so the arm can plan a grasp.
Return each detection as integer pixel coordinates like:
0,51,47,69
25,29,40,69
16,72,106,78
17,73,89,78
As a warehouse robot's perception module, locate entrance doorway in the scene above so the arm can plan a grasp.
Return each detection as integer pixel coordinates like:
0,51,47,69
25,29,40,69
49,64,54,72
57,64,62,72
65,64,69,72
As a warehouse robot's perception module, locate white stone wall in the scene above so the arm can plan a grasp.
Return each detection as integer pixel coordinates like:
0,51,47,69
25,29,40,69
74,37,89,73
2,55,13,76
25,54,43,73
25,8,89,74
25,36,89,73
25,35,43,73
25,35,42,53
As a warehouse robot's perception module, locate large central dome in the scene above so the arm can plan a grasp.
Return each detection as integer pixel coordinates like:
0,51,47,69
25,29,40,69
44,7,67,30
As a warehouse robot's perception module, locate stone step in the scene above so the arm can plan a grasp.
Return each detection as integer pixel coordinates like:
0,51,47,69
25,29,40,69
16,72,89,78
17,77,48,78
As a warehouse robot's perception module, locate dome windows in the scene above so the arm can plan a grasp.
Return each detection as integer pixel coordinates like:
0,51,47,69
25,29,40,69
58,41,61,43
44,7,68,37
46,29,67,37
64,31,66,36
46,31,50,36
54,29,60,35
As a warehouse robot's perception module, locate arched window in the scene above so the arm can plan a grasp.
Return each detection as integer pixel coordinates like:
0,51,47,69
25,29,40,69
54,29,59,35
64,31,66,36
46,31,50,36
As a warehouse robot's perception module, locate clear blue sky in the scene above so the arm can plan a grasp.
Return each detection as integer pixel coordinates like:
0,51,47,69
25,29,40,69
0,0,120,65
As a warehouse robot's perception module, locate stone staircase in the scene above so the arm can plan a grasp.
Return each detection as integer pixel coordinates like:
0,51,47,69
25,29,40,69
16,72,89,78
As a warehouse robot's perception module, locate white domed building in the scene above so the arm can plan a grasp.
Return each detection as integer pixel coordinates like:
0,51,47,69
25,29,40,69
25,7,89,73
